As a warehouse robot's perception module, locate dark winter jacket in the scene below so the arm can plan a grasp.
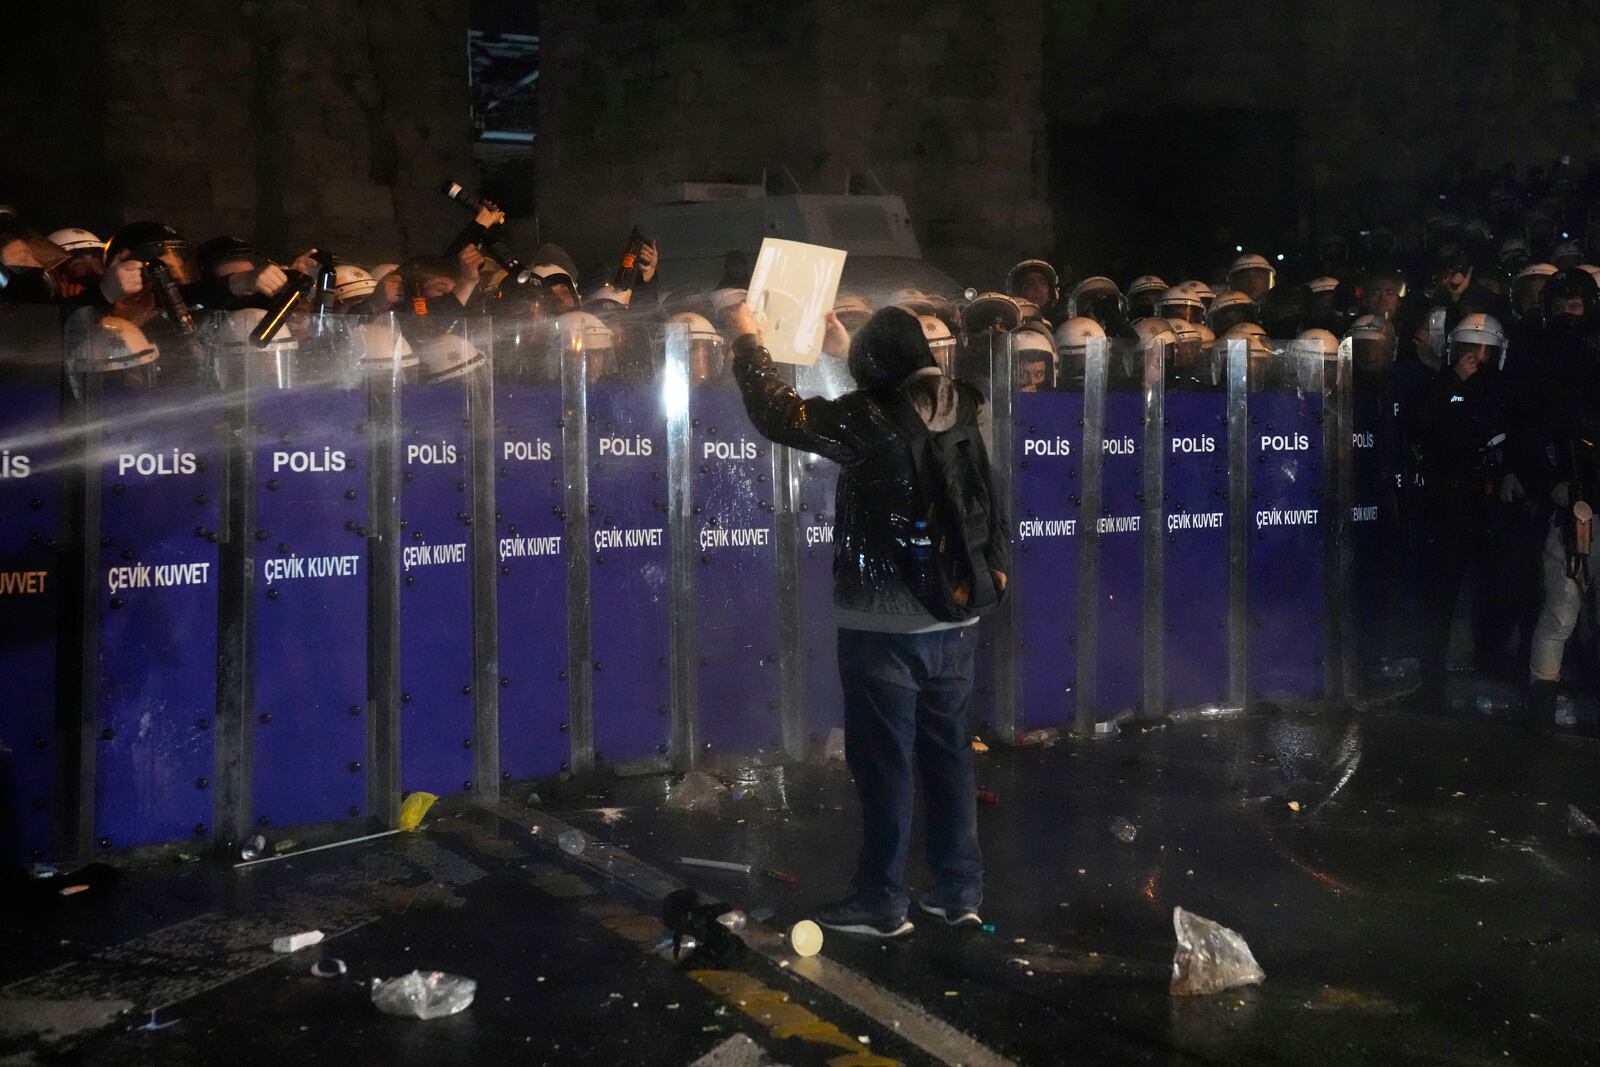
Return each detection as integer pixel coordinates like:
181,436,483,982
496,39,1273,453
730,310,1010,632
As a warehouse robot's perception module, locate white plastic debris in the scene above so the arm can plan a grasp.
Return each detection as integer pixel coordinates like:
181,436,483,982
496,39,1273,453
665,771,727,812
370,970,477,1019
1568,804,1600,838
1170,907,1265,996
271,930,324,954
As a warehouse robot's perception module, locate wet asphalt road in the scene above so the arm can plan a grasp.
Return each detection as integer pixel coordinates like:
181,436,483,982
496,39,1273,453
2,704,1597,1066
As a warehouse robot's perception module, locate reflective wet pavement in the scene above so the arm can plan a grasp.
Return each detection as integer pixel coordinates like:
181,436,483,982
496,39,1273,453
3,705,1597,1065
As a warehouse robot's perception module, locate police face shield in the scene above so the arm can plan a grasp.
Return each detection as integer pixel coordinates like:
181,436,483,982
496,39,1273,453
1351,334,1396,377
65,310,162,401
1014,270,1054,309
120,239,200,287
1450,341,1500,378
1158,300,1204,324
1016,353,1054,392
688,336,728,385
1079,292,1123,328
1128,292,1161,320
1229,268,1273,303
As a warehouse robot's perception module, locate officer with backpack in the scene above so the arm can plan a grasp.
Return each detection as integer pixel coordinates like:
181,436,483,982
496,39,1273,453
726,301,1011,938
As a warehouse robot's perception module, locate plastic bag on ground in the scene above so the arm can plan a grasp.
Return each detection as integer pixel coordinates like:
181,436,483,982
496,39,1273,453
665,770,727,812
398,791,439,832
370,970,477,1019
1170,907,1265,996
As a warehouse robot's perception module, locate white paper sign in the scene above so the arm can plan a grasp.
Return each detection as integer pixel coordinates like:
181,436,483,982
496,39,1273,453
745,238,848,366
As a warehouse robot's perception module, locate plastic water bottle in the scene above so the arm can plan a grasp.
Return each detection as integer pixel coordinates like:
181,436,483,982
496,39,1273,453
558,829,586,856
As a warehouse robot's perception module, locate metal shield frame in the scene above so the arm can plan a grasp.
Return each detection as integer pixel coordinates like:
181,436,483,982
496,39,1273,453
1074,336,1108,737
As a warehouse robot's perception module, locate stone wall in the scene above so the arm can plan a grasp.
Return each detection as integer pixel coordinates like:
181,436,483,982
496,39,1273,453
2,1,480,265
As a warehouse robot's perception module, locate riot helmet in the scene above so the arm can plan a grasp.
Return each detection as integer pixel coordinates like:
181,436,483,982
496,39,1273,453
918,313,957,374
555,310,616,383
1511,262,1557,322
197,236,265,278
960,291,1023,335
1346,314,1396,376
1066,276,1125,328
1156,286,1205,324
1012,321,1055,392
833,294,872,334
47,227,103,258
333,263,378,306
1551,240,1585,271
1542,267,1599,322
1287,328,1339,362
416,334,488,383
202,307,301,390
1179,279,1216,309
1125,275,1167,319
668,311,727,383
1006,258,1059,310
65,311,160,397
105,221,198,285
1226,253,1276,302
1208,290,1259,334
1499,235,1532,271
1052,315,1105,388
1447,313,1508,375
1306,276,1339,295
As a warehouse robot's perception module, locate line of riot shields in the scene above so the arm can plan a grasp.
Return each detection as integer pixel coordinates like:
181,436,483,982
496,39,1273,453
0,303,1382,863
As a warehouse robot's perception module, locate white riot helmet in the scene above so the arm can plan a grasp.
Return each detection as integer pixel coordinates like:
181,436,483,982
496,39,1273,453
356,320,418,375
1347,314,1393,343
333,264,377,304
370,262,400,281
833,294,872,333
1227,253,1277,293
1013,297,1045,324
1012,322,1056,390
918,313,957,373
556,310,614,351
1346,314,1396,373
1054,315,1106,355
1066,276,1125,323
1178,279,1216,308
961,291,1022,334
1516,262,1559,281
1156,286,1206,324
1448,312,1508,370
1207,290,1259,333
1307,276,1340,295
1005,259,1059,299
667,311,726,382
1222,322,1274,358
47,227,104,257
416,334,487,383
1133,316,1176,352
1288,328,1339,361
1166,318,1204,362
1193,322,1217,358
1126,275,1168,306
67,312,160,375
201,307,299,389
587,282,633,308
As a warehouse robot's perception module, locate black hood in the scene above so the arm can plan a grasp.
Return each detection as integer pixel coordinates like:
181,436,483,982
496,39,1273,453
847,305,935,388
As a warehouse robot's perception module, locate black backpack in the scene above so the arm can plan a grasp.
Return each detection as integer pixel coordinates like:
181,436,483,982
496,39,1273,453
877,383,1006,622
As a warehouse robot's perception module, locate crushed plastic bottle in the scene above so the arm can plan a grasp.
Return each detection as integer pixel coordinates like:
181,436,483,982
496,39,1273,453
1170,906,1265,996
715,910,747,934
370,970,477,1019
1568,804,1600,838
557,829,586,856
1108,816,1138,844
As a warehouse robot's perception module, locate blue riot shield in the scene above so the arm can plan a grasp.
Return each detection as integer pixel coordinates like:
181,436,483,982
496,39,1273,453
687,373,783,758
1161,372,1232,709
0,316,69,862
1009,359,1085,731
1091,342,1147,719
1246,342,1328,701
1346,350,1398,691
395,371,479,797
90,385,223,850
246,321,373,831
493,356,569,781
586,352,672,767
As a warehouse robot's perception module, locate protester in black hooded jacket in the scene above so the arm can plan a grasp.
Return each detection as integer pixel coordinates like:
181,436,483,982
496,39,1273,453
728,301,1009,940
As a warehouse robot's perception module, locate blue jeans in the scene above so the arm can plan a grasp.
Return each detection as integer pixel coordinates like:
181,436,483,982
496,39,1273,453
837,626,983,918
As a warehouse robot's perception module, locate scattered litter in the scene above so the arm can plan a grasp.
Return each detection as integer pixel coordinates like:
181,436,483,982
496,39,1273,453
127,1010,180,1033
273,839,299,855
1108,816,1138,844
58,884,90,897
558,830,587,856
763,868,798,886
1093,720,1120,739
1287,801,1301,813
1006,957,1031,967
272,930,325,954
1170,907,1265,996
790,920,823,957
1448,874,1497,885
716,910,748,934
1568,804,1600,838
1502,931,1564,949
971,737,989,753
679,857,751,874
665,771,727,812
1014,727,1058,748
311,958,347,978
240,834,267,861
654,933,697,961
398,791,439,832
976,786,999,805
980,923,996,934
370,971,477,1019
590,808,628,825
945,990,958,997
857,1035,871,1045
